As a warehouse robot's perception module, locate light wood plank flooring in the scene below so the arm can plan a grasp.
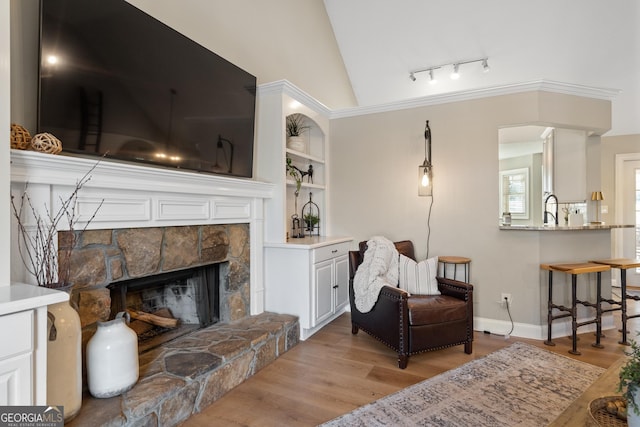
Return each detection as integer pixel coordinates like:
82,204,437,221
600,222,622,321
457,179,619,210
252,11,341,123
182,304,640,427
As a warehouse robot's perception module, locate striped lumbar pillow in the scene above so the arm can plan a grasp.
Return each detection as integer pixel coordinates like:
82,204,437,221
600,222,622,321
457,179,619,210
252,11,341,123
398,254,440,295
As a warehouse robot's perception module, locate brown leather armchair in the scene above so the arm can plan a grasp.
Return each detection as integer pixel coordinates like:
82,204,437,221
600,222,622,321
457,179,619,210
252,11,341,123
349,240,473,369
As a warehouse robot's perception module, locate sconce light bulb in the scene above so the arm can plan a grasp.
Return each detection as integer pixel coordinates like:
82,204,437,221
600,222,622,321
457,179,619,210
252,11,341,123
421,171,429,187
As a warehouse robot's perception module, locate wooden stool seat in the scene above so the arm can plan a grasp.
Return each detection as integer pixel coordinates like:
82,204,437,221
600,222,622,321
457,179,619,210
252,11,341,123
591,258,640,269
541,262,611,355
438,256,471,282
547,263,611,274
591,258,640,345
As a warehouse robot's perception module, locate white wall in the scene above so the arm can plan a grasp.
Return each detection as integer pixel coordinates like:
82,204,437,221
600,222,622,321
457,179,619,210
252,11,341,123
328,91,613,333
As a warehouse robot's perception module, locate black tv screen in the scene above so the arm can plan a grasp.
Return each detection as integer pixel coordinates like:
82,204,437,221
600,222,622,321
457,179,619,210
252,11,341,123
38,0,256,178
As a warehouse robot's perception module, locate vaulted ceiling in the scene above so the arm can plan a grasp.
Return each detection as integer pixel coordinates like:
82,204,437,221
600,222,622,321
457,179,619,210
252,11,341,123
323,0,639,136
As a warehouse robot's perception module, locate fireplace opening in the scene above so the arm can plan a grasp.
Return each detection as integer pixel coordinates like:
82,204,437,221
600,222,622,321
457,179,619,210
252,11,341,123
108,263,221,353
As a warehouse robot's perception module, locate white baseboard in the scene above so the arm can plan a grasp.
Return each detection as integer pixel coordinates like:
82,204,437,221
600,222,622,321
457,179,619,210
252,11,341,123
474,313,616,341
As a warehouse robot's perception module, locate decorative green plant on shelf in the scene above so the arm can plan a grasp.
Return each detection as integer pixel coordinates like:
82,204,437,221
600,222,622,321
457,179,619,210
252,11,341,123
303,213,319,228
286,157,302,195
286,113,309,137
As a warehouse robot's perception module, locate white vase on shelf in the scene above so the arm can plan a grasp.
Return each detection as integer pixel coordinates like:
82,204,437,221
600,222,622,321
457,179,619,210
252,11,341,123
287,136,306,152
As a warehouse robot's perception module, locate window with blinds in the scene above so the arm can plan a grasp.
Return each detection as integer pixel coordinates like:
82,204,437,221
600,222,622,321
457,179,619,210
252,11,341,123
499,168,529,219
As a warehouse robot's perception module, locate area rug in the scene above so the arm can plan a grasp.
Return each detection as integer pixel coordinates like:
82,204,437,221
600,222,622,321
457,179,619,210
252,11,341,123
321,342,605,426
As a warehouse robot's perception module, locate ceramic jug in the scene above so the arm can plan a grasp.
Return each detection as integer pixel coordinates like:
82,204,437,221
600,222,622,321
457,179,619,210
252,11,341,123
86,312,139,398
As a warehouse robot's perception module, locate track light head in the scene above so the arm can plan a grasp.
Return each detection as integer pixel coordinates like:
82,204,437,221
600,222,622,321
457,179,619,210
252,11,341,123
482,58,490,73
450,63,460,80
409,72,416,82
428,69,436,84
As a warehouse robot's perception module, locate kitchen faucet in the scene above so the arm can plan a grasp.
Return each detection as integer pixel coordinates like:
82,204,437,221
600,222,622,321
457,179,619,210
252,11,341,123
544,193,558,225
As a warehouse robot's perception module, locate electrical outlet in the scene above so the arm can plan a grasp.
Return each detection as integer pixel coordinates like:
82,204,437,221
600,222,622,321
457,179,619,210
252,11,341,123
601,205,608,214
501,293,513,306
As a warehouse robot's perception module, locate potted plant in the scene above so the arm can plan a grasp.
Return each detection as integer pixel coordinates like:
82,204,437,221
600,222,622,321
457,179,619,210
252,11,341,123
619,337,640,426
303,213,319,231
286,113,309,152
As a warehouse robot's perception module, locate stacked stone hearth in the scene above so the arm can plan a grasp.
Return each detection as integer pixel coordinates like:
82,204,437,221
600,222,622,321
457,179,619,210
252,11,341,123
60,223,300,426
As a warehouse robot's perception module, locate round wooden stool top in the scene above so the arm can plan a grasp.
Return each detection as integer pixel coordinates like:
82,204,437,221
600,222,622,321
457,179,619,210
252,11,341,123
438,256,471,264
590,258,640,270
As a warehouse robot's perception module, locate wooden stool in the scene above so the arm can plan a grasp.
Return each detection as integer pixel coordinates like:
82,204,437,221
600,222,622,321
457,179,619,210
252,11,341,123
591,258,640,345
541,262,610,355
438,256,471,282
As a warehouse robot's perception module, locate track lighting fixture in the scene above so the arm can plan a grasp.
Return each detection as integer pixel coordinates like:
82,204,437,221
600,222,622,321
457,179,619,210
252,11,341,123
409,57,489,83
482,58,490,73
450,63,460,80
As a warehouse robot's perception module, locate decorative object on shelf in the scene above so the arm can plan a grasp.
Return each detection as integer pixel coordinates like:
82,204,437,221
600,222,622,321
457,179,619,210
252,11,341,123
619,337,640,426
10,123,32,149
419,120,433,197
11,162,103,288
286,113,309,152
591,191,605,224
291,214,303,238
30,132,63,154
87,311,139,398
302,193,320,236
47,284,82,421
287,157,304,238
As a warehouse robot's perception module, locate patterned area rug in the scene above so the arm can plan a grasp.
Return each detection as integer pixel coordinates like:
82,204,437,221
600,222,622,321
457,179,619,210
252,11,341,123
321,342,604,427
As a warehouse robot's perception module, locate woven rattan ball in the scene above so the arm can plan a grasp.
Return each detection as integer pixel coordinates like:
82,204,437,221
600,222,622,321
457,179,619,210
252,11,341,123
10,123,31,150
31,132,63,154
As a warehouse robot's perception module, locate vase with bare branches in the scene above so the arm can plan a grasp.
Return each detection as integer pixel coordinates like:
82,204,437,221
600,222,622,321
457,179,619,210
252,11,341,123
10,162,103,420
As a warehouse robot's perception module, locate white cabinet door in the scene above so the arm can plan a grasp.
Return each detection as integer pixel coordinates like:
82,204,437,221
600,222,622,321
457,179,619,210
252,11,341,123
313,259,334,326
334,255,349,310
0,353,32,405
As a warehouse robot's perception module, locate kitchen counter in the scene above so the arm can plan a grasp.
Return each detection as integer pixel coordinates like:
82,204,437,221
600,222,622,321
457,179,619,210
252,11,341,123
499,224,633,231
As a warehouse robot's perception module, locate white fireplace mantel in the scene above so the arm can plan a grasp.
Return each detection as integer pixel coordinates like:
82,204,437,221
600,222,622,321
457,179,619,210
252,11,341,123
10,149,274,315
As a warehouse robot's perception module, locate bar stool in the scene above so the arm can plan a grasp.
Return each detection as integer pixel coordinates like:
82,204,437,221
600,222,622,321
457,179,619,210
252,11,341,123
540,262,610,355
590,258,640,345
438,256,471,282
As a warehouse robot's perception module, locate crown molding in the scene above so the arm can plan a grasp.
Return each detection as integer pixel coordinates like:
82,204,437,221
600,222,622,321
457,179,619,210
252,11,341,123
329,80,621,119
257,80,332,117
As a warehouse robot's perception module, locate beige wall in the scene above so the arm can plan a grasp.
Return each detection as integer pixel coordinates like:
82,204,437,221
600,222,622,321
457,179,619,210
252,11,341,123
328,91,614,332
128,0,356,109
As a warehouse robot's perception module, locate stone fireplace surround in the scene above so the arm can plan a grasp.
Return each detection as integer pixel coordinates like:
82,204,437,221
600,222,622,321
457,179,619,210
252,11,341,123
10,150,300,425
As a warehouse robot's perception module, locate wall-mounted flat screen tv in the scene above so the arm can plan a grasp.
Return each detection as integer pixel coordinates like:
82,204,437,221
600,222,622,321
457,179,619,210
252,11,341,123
38,0,256,178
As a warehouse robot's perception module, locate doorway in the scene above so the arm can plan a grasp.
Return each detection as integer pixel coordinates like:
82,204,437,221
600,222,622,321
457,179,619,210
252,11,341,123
615,154,640,286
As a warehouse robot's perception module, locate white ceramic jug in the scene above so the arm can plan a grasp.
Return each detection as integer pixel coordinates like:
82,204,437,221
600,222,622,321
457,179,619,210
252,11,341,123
86,312,139,398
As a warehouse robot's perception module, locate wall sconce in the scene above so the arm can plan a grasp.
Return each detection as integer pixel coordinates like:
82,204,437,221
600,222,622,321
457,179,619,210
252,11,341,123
419,120,432,197
410,57,489,83
591,191,604,224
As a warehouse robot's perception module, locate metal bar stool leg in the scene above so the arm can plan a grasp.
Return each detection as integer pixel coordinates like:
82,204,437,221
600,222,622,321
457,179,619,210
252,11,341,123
569,274,580,355
592,271,604,348
545,269,555,346
621,268,629,345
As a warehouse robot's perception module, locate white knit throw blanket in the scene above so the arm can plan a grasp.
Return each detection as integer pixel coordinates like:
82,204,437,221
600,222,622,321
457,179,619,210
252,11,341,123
353,236,399,313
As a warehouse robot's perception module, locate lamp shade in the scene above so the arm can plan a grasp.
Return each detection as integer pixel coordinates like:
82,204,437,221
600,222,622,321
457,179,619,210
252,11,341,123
591,191,604,201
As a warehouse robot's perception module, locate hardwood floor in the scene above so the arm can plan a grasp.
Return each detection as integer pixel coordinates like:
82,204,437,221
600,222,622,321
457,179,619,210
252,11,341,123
182,305,640,427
